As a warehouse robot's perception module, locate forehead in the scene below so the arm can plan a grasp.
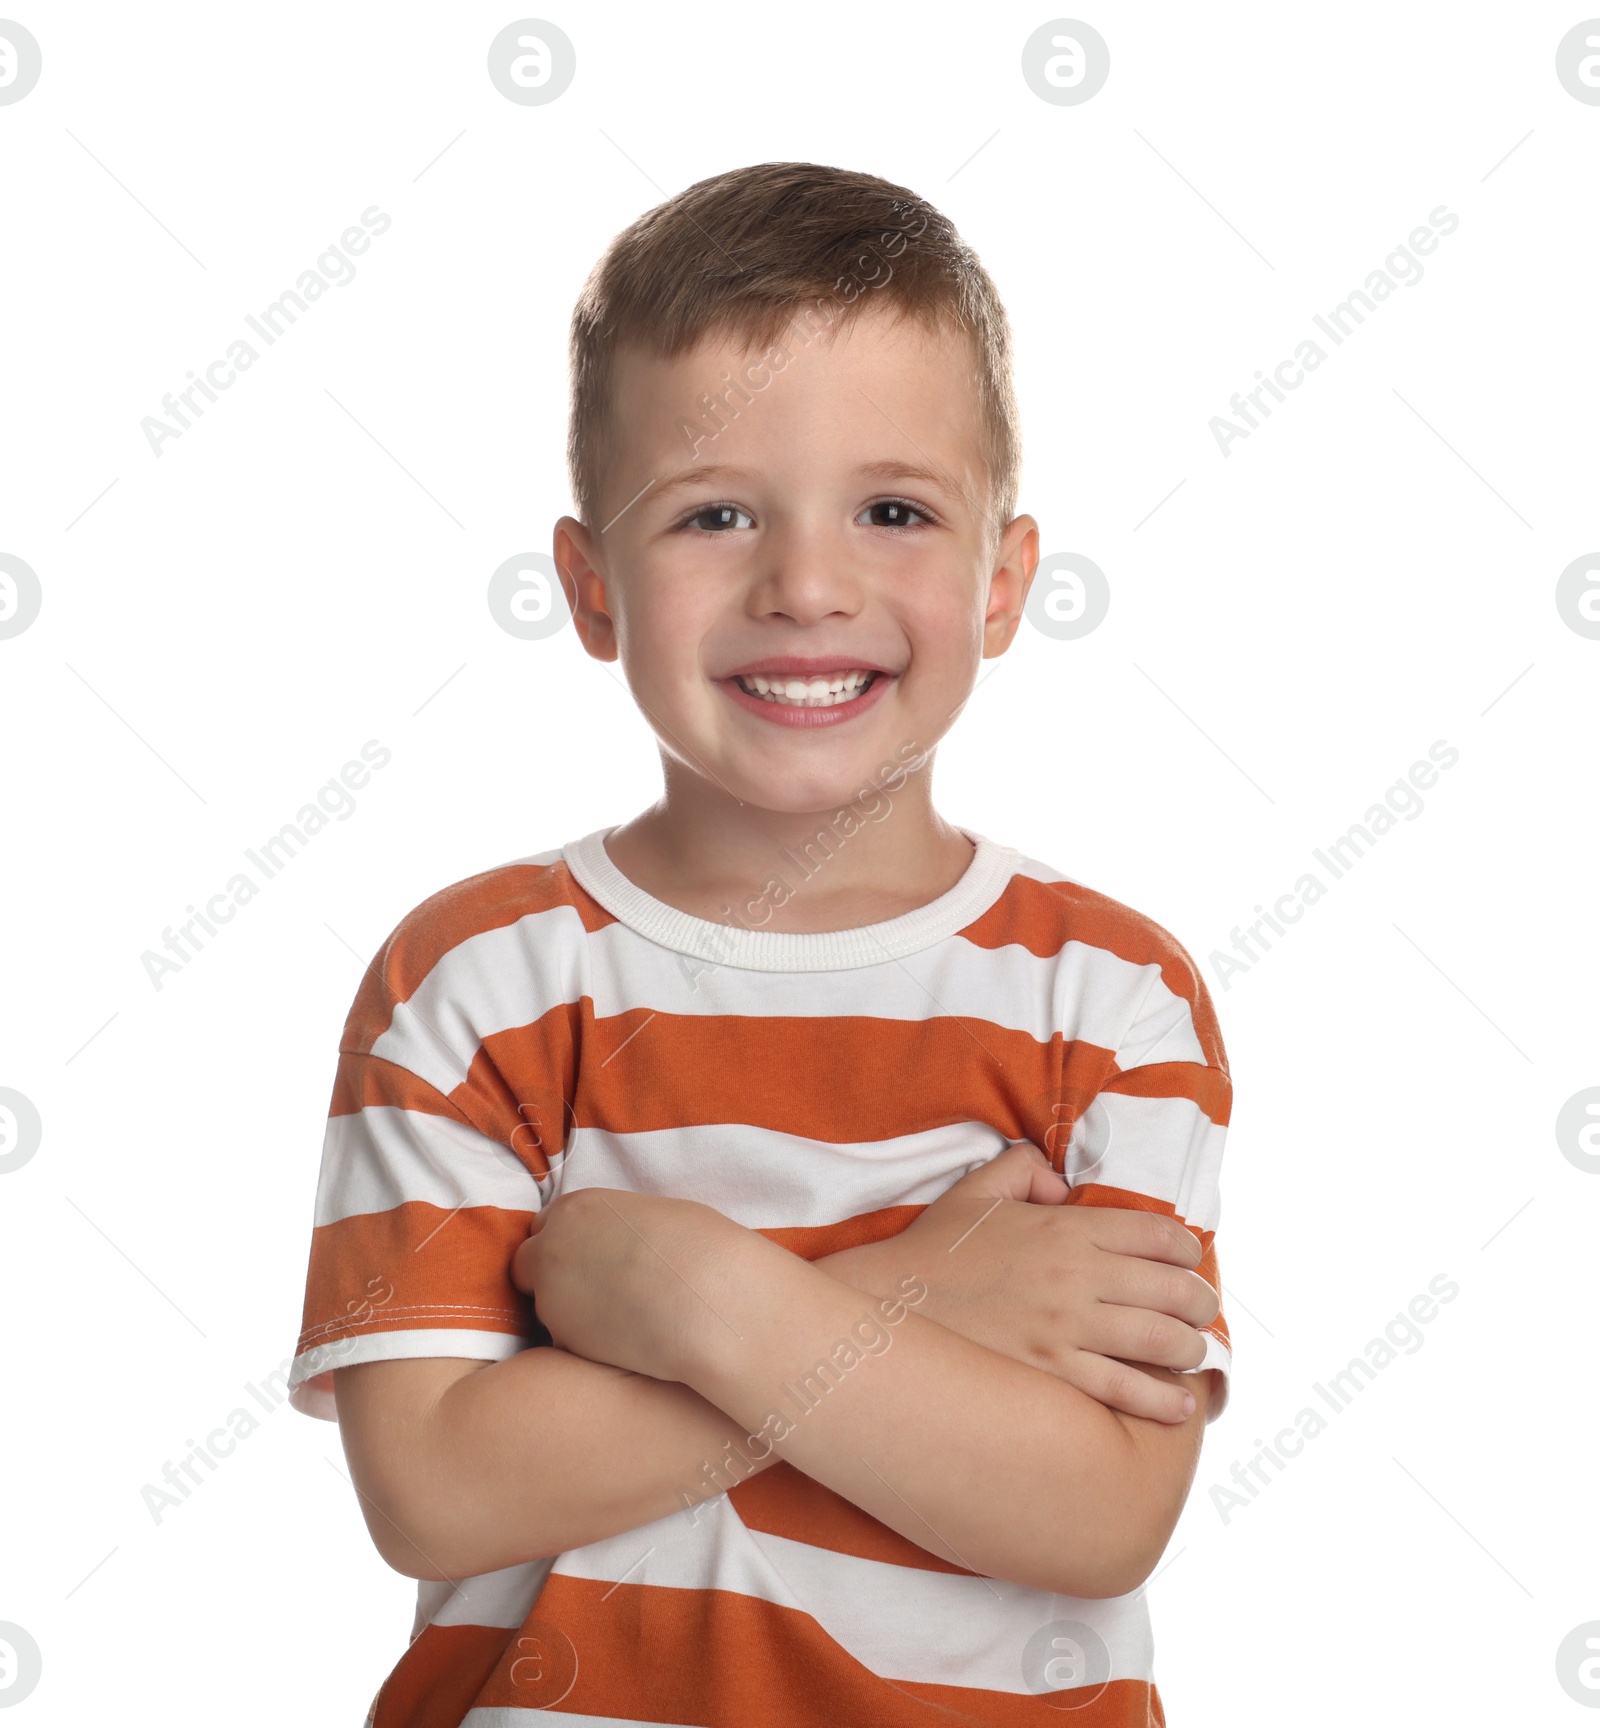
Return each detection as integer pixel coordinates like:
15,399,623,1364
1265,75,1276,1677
608,303,986,495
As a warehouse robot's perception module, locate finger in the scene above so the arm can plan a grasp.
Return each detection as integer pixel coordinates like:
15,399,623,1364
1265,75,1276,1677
1020,1146,1071,1205
1075,1206,1205,1268
1090,1256,1221,1328
510,1231,539,1293
1068,1297,1211,1371
946,1142,1054,1204
1060,1351,1197,1424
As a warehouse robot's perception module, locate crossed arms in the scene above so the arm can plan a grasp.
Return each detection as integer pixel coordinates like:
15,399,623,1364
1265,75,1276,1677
334,1142,1222,1601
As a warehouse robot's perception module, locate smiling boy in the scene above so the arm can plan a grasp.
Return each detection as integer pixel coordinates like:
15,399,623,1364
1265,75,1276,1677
291,162,1233,1725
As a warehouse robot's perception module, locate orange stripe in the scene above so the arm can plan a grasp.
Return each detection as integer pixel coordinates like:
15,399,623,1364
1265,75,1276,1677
757,1203,926,1260
1100,1059,1232,1125
296,1201,533,1356
329,1050,469,1120
467,1005,585,1169
566,1003,1219,1153
371,1622,513,1728
341,860,613,1052
468,1574,1162,1725
328,1040,578,1181
573,1009,1070,1141
728,1460,977,1576
964,874,1228,1074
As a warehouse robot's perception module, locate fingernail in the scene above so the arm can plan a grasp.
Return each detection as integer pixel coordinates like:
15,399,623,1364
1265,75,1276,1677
1181,1393,1195,1416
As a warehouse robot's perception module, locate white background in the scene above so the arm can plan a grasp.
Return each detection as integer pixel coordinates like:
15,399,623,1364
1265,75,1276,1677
2,2,1596,1722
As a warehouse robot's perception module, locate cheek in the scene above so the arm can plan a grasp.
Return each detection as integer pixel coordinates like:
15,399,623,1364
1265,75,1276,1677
903,589,985,669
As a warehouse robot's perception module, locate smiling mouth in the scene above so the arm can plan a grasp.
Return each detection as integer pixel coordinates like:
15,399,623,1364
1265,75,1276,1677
732,669,883,708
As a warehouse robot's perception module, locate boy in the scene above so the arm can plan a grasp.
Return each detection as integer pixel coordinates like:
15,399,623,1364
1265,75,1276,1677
290,161,1233,1725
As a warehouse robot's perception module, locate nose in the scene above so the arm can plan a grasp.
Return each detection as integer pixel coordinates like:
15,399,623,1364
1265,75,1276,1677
745,520,866,625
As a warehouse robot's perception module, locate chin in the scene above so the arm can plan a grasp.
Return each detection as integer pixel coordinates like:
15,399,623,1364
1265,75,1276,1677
731,763,880,817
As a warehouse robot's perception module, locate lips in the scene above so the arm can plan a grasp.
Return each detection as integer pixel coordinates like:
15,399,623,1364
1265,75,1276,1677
720,655,895,679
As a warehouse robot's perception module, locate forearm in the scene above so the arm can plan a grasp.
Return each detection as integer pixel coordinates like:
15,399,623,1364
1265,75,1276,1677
338,1237,1019,1582
681,1234,1151,1599
336,1346,781,1581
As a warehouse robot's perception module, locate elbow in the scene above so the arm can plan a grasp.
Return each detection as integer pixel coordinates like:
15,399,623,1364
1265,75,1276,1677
1044,1553,1148,1602
360,1488,460,1581
359,1479,560,1582
1011,1523,1153,1602
1091,1507,1185,1600
1031,1489,1183,1600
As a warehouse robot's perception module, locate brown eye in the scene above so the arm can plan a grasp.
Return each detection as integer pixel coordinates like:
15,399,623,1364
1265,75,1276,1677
684,503,751,533
862,499,932,530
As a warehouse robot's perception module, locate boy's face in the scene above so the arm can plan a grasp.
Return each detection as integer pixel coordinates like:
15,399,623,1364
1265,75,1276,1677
553,302,1038,818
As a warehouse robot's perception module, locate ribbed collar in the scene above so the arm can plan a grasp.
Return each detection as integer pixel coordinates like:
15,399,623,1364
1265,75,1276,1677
561,824,1018,973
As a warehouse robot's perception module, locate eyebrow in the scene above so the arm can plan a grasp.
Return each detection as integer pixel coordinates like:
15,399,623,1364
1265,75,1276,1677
647,458,965,502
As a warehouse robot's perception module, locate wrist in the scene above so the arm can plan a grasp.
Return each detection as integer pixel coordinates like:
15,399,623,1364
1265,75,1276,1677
816,1236,907,1303
660,1209,785,1385
818,1233,943,1329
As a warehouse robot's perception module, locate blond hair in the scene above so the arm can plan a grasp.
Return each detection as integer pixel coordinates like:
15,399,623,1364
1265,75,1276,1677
566,161,1020,543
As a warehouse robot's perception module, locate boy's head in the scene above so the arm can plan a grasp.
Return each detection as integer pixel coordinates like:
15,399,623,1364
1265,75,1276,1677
553,161,1038,820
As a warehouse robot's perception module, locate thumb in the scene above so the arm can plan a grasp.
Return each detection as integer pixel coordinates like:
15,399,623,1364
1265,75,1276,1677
954,1141,1069,1205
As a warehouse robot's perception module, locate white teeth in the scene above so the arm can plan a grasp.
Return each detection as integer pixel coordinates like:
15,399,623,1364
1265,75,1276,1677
734,669,879,708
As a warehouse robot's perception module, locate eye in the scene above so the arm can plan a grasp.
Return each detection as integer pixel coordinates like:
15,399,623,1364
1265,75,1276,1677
679,502,753,534
859,497,936,531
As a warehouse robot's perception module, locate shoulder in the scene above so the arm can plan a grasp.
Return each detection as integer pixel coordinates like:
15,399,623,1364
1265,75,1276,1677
340,846,596,1056
969,845,1209,993
966,845,1226,1071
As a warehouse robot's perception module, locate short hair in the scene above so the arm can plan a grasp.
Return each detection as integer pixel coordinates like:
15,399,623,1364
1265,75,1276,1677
566,161,1021,545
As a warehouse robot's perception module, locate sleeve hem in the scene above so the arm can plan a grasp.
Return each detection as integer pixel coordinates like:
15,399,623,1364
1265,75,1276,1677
1174,1328,1232,1423
288,1326,531,1421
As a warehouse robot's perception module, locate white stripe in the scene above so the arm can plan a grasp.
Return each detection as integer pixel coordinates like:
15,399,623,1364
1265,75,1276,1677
1010,850,1078,886
371,902,592,1092
1067,1093,1226,1231
370,911,1197,1088
744,1525,1154,1689
313,1106,551,1226
414,1558,555,1633
545,1494,1155,1690
287,1328,527,1419
311,1090,1221,1238
558,1118,1012,1228
576,921,1167,1046
1114,970,1208,1070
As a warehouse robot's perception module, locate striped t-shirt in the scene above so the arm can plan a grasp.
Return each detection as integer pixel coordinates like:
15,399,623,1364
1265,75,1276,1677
290,824,1233,1726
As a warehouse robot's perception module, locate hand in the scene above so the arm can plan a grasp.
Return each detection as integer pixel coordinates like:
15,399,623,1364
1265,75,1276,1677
511,1187,748,1384
822,1143,1219,1423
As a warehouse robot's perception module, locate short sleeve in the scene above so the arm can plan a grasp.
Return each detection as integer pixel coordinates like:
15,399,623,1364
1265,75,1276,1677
287,1047,550,1420
1064,935,1234,1422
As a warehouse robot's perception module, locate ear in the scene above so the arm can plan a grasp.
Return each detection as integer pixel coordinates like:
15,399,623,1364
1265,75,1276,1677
552,516,619,663
981,513,1040,659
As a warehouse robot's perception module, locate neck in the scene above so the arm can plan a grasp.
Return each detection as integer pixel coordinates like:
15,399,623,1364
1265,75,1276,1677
602,753,976,933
